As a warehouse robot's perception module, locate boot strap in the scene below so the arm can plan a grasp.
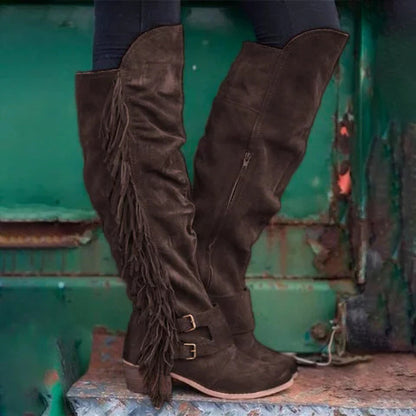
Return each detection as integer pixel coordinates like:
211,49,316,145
175,305,232,360
177,306,225,332
175,340,220,360
211,288,255,335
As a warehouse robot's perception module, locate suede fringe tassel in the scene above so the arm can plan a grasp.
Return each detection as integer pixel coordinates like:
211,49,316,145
100,75,178,407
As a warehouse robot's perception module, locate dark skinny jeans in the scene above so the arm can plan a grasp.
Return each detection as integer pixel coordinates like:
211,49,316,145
93,0,340,71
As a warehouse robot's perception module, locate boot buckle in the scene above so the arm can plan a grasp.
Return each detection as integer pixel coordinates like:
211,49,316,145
183,314,197,332
183,343,197,360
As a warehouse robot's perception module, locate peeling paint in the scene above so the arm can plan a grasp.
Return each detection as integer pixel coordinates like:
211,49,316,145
399,124,416,347
305,226,351,277
44,369,59,387
347,124,414,352
337,168,352,196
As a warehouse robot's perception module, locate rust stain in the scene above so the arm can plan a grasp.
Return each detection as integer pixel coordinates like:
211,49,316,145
346,124,415,351
264,224,288,277
334,410,349,416
310,322,330,342
335,112,355,156
264,225,279,252
177,402,202,416
274,280,287,290
277,226,287,277
329,110,354,222
340,126,350,137
305,226,350,277
400,124,416,347
87,327,125,376
44,369,59,387
0,221,99,248
263,223,350,278
337,168,352,195
69,328,416,410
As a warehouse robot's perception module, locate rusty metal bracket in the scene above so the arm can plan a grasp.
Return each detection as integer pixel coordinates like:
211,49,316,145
0,221,99,248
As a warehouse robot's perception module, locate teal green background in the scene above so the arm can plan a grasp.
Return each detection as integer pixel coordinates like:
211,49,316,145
2,2,415,415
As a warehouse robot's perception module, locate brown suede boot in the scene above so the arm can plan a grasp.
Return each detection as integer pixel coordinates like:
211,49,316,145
76,25,294,408
193,29,349,371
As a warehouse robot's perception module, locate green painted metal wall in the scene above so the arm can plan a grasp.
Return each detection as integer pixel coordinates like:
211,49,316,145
0,3,355,278
345,2,416,352
0,3,345,223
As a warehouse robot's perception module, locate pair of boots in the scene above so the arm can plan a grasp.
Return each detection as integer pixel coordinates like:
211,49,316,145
76,25,348,407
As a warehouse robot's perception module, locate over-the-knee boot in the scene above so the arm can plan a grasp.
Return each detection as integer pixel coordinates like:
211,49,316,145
75,25,294,408
193,29,349,369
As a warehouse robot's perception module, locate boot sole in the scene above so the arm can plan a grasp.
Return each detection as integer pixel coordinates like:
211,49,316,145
123,360,294,400
171,371,294,399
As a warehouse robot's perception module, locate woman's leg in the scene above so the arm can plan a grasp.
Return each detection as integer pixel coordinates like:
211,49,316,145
385,0,416,30
241,0,340,48
93,0,181,70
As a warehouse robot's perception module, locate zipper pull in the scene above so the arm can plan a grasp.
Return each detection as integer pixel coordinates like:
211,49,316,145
242,152,252,168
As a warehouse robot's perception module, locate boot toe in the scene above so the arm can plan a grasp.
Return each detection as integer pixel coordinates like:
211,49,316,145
173,344,294,399
235,333,298,376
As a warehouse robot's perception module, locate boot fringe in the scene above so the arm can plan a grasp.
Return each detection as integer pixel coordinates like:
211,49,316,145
100,75,177,407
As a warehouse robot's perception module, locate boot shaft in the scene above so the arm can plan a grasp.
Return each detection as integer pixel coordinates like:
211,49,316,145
76,25,214,406
193,29,349,298
76,25,298,408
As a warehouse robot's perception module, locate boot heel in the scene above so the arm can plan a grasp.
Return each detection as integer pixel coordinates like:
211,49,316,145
123,360,172,395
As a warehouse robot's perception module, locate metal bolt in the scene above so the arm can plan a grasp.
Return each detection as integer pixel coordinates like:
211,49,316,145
310,322,330,341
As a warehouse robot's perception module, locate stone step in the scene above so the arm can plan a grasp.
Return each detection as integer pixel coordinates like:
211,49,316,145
67,328,416,416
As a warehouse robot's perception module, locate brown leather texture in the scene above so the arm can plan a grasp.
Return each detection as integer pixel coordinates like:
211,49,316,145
193,29,349,359
124,304,293,395
77,25,212,315
124,304,233,362
172,306,292,394
75,69,122,268
212,289,296,372
173,343,292,394
76,25,294,405
116,25,213,316
211,288,255,335
76,25,211,406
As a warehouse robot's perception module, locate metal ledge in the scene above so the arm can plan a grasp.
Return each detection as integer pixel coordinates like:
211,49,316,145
67,329,416,416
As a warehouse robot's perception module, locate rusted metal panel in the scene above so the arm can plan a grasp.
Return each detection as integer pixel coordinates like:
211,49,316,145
0,229,118,276
0,222,352,279
400,123,416,344
346,126,414,352
0,221,98,248
67,329,416,416
247,278,355,353
0,3,357,284
344,1,416,352
249,224,351,279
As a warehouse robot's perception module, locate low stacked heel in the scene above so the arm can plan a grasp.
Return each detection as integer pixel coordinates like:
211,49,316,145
123,360,172,395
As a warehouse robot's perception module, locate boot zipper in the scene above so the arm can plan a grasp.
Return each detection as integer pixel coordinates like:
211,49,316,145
225,151,253,211
207,151,253,251
206,151,253,286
